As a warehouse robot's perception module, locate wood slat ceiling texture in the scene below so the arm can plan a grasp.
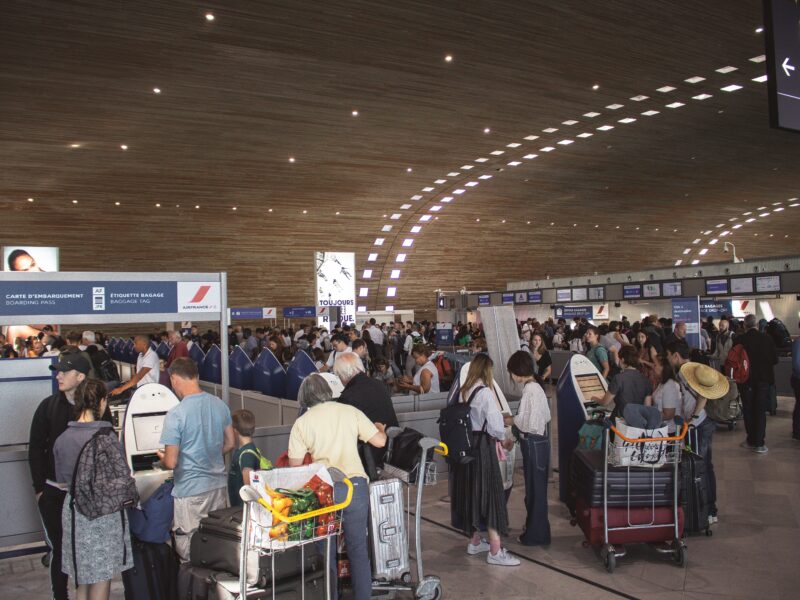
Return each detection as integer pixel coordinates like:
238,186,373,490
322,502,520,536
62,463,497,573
1,0,799,316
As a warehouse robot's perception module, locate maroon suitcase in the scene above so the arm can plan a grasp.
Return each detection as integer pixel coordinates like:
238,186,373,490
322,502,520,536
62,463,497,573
574,496,684,547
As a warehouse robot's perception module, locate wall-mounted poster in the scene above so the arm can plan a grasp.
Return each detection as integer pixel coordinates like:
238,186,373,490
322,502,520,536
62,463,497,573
315,251,355,326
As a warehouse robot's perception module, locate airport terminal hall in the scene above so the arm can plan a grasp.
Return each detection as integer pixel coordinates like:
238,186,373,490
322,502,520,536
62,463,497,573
4,1,800,599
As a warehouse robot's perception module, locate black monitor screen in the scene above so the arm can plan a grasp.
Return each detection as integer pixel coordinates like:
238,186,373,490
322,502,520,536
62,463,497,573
765,0,800,132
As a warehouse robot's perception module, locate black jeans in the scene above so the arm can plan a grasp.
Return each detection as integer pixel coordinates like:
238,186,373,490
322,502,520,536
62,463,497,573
38,486,68,600
741,381,769,447
518,434,551,545
791,376,800,439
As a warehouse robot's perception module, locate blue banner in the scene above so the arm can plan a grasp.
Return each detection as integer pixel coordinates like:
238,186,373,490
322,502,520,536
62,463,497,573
0,281,177,316
700,300,732,319
477,294,490,307
672,297,701,348
283,306,316,318
554,305,593,320
230,307,265,320
527,290,542,304
501,292,514,305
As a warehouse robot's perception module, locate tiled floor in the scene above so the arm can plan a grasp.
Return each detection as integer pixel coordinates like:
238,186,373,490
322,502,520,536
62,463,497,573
2,395,798,599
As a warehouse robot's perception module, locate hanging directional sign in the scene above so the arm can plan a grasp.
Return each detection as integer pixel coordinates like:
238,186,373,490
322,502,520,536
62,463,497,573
765,0,800,132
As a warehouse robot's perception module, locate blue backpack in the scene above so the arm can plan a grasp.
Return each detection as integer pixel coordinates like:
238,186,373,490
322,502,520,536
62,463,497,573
128,481,174,544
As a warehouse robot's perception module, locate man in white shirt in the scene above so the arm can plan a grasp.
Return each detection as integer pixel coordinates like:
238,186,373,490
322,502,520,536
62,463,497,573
112,335,160,395
320,334,354,372
367,318,384,346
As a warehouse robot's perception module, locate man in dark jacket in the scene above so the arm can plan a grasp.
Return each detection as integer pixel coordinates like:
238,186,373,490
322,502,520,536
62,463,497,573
735,314,779,453
334,352,399,471
28,354,92,600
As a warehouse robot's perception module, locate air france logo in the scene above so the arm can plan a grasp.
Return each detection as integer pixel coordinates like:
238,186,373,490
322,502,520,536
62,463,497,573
189,285,211,304
178,282,220,313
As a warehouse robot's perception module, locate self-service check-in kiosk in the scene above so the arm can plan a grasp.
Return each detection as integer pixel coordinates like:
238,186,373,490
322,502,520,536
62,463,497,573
123,383,179,503
556,354,609,501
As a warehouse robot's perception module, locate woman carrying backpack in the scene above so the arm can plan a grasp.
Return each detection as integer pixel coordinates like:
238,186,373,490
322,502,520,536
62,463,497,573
451,354,520,566
53,379,133,600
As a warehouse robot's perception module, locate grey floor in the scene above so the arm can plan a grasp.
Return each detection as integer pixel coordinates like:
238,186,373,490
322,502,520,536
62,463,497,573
3,394,798,600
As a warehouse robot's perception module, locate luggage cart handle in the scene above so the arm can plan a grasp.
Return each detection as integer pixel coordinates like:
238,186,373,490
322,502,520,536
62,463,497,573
609,421,689,444
434,441,448,456
252,478,354,523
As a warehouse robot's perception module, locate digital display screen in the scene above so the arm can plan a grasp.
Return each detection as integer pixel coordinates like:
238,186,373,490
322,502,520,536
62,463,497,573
515,291,527,304
571,287,588,302
662,281,682,297
527,290,542,303
2,246,60,272
730,277,754,294
588,286,604,300
556,289,572,302
643,283,661,298
705,279,729,295
501,292,514,304
478,294,490,306
576,374,606,403
756,275,781,293
765,0,800,132
623,284,642,299
132,412,167,453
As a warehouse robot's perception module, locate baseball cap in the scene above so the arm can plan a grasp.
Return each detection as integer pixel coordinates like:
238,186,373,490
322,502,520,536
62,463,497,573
49,354,91,375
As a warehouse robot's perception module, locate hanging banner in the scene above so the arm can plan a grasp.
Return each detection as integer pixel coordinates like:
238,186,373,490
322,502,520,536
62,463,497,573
315,251,356,326
671,297,701,349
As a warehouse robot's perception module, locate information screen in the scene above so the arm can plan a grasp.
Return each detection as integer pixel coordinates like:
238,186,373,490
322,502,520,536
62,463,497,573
643,283,661,298
756,274,781,293
765,0,800,132
571,287,588,302
662,281,682,297
556,289,572,302
501,292,514,304
527,290,542,303
705,279,729,295
132,412,167,452
576,374,606,403
623,284,642,299
588,286,604,300
730,277,754,294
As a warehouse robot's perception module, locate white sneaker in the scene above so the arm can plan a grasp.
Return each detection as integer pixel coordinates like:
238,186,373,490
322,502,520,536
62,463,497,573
708,515,719,525
467,539,490,555
486,548,521,566
752,446,769,454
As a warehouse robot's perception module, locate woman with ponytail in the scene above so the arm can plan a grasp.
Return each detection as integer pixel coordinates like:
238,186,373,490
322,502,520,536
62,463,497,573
53,379,132,600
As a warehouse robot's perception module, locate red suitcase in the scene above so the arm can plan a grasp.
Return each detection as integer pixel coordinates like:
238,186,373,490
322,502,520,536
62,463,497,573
574,496,684,547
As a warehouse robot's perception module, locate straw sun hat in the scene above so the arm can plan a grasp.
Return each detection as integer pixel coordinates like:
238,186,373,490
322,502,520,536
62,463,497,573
680,362,730,400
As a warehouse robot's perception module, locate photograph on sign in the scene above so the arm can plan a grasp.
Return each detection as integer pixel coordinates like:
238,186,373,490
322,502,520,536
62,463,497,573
623,284,641,299
755,274,781,293
588,287,604,301
662,281,682,297
643,283,661,298
3,246,59,272
730,277,754,295
705,279,729,296
571,287,588,302
315,251,356,324
556,289,572,302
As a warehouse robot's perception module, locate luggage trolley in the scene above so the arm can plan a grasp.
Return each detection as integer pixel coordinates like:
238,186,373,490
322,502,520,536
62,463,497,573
598,421,689,573
375,428,448,600
238,476,353,600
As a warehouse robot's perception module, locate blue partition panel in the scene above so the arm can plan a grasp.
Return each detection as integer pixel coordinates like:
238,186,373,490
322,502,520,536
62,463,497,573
285,351,318,401
156,341,171,360
123,339,137,364
200,344,222,384
229,346,254,390
188,343,206,368
108,338,119,360
252,349,287,398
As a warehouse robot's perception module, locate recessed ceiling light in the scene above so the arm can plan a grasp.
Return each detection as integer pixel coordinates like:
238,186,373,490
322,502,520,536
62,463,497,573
716,66,738,74
154,203,160,207
114,201,120,206
709,238,718,245
153,87,161,94
605,104,624,110
507,161,521,166
675,259,683,266
550,222,554,226
410,195,422,201
594,224,599,228
195,205,200,209
289,157,295,163
205,13,215,21
691,259,700,265
630,95,649,102
411,226,422,233
656,86,676,93
430,205,442,211
434,179,446,184
746,218,756,223
577,132,593,138
524,135,540,140
592,84,600,90
750,54,766,63
755,27,764,33
540,146,555,152
490,150,504,156
422,187,434,192
692,94,712,100
453,189,465,195
402,239,413,247
699,248,709,255
447,172,460,177
641,110,660,116
302,209,307,214
478,174,493,179
27,197,34,202
666,102,685,108
683,248,691,255
526,221,531,224
596,125,614,131
390,269,401,279
444,54,453,62
618,118,636,124
368,253,378,261
440,196,453,202
523,153,538,159
732,224,742,229
501,219,507,223
475,218,480,222
374,238,384,246
400,203,412,209
506,142,521,148
351,110,359,117
176,204,180,208
484,127,491,134
395,254,406,263
460,165,474,170
573,223,578,227
583,112,601,118
465,181,478,186
557,139,574,145
70,143,81,148
268,208,272,212
232,206,237,211
752,75,768,83
120,144,128,150
543,127,558,133
474,158,489,163
407,167,413,172
391,213,401,219
419,215,432,221
721,84,743,92
363,269,372,278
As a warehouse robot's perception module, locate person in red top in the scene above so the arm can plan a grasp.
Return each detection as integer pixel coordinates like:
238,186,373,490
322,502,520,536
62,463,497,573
166,330,189,369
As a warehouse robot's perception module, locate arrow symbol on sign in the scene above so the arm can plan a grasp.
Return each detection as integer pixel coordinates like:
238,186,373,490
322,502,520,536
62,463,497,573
783,57,795,77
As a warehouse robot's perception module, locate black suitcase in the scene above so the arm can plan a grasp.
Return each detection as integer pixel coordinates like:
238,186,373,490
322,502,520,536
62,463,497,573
123,538,179,600
214,568,328,600
177,563,218,600
679,450,712,536
190,506,321,586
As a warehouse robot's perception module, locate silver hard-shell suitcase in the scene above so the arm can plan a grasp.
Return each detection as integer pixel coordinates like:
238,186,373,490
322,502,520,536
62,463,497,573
368,478,410,582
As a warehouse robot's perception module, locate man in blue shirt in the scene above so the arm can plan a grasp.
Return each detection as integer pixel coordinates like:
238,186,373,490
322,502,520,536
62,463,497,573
792,324,800,441
157,358,235,562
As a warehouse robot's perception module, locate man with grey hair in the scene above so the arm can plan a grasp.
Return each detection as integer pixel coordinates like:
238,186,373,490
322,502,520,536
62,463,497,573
289,374,387,600
334,353,399,471
734,314,778,453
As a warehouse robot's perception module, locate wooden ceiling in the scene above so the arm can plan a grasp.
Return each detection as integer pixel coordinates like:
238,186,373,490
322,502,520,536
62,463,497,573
2,0,799,317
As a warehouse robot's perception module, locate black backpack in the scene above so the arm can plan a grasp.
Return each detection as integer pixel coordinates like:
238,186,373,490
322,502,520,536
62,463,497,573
437,385,485,464
86,346,120,382
766,318,792,350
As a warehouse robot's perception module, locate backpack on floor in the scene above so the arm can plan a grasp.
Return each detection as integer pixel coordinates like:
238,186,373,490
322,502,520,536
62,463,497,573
724,344,750,384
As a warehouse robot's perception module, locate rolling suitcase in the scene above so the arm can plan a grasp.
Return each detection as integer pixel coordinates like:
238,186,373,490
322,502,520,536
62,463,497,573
574,496,684,547
177,563,218,600
368,478,410,582
680,450,712,536
190,505,321,586
214,568,327,600
122,538,179,600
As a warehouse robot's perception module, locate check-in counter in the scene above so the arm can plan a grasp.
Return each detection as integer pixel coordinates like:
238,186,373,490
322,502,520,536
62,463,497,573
550,350,573,383
0,446,42,547
775,356,794,396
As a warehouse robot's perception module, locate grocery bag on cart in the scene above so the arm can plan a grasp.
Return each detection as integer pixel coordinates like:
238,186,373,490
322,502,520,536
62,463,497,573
249,464,339,549
611,418,668,467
